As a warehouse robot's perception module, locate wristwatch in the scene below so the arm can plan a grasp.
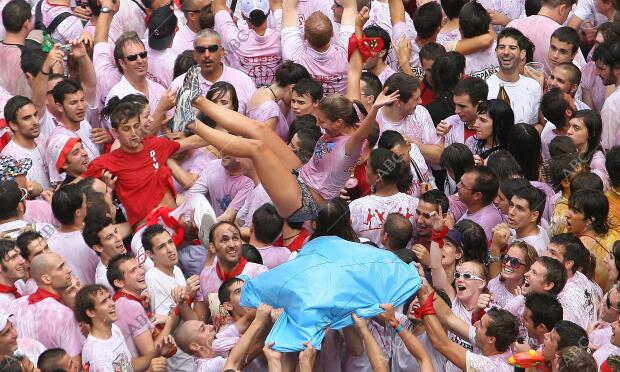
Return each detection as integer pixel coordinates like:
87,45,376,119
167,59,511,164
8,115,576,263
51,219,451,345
100,6,111,13
488,254,500,263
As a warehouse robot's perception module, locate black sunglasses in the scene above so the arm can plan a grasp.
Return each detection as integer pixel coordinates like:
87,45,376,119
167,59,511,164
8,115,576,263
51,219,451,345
125,51,148,61
195,45,219,54
500,253,526,269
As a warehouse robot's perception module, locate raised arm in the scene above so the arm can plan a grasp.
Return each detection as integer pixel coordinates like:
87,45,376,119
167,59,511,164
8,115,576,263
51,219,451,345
341,0,357,28
94,0,117,44
351,314,389,372
378,304,434,372
417,287,467,370
212,0,229,14
166,158,199,189
32,45,65,120
282,0,299,29
346,89,400,155
225,304,274,370
388,0,406,26
71,41,97,107
346,7,369,101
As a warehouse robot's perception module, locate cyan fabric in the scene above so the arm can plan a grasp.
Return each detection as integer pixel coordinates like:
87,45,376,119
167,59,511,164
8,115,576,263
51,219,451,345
240,236,422,352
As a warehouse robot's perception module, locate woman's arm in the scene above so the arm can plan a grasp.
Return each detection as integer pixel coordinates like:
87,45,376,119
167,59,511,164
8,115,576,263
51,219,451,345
351,314,389,372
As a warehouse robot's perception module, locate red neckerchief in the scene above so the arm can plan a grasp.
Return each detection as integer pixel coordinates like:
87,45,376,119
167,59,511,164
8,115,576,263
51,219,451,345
0,283,21,298
348,34,385,62
28,288,61,305
145,207,184,246
113,290,152,317
216,258,248,282
274,229,311,253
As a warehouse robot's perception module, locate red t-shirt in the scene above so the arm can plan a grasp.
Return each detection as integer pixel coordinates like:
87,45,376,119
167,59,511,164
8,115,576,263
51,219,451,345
82,137,180,226
420,79,435,106
353,160,372,198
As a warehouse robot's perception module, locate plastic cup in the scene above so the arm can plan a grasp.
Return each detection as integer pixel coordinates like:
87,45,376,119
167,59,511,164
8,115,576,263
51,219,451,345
524,62,544,74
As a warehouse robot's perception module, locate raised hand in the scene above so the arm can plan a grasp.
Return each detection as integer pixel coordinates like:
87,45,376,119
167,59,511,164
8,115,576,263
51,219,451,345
436,120,453,137
378,304,398,327
372,88,400,109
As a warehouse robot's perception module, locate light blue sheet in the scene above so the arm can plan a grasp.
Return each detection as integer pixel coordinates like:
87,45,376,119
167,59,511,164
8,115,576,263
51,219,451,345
240,236,422,352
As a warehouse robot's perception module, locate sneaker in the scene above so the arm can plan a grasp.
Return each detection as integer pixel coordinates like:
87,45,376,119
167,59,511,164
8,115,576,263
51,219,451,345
171,66,201,133
198,211,217,247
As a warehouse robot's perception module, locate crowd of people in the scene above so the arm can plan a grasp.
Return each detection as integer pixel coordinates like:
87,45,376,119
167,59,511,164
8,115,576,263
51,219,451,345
0,0,620,370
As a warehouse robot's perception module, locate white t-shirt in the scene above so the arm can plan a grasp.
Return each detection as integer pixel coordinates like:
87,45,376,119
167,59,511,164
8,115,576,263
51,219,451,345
486,74,542,125
558,271,601,331
82,324,134,372
511,226,549,256
95,260,113,293
465,349,513,372
145,265,186,316
349,192,419,246
376,105,441,146
194,356,227,372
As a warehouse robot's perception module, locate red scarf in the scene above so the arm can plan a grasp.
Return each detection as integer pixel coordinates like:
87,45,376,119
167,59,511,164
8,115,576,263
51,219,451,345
145,207,184,246
216,258,248,282
113,290,151,317
0,283,21,298
348,35,385,62
28,288,61,305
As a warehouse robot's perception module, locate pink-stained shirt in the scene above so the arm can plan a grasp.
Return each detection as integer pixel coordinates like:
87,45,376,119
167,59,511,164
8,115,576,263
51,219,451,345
437,28,462,45
488,275,517,308
47,230,99,285
196,260,267,301
0,0,10,40
541,125,565,161
93,42,123,113
170,64,257,114
299,134,361,201
256,245,290,269
187,159,254,217
377,105,440,145
194,356,227,372
237,184,272,228
512,226,549,256
442,114,469,147
581,61,607,112
172,147,216,192
114,296,155,357
365,1,414,70
478,0,526,33
215,10,282,88
376,65,396,85
349,193,419,246
465,43,499,79
590,150,611,191
40,0,84,44
466,349,514,372
600,84,620,150
1,140,50,189
171,25,195,55
458,203,504,241
248,100,289,139
343,320,391,372
212,323,240,357
558,271,601,331
15,278,37,296
82,324,134,372
108,0,147,44
23,199,59,228
295,0,334,31
8,296,84,356
106,76,167,117
0,292,17,313
0,43,31,97
392,22,422,69
146,46,176,89
450,298,476,352
389,313,447,372
594,342,620,368
281,24,353,95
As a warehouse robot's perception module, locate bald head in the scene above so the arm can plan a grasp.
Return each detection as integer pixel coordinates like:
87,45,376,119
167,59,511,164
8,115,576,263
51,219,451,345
30,252,61,283
174,320,200,354
383,213,413,250
305,12,333,50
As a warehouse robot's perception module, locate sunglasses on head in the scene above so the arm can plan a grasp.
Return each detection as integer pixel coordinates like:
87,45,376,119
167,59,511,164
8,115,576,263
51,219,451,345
454,271,485,282
195,45,219,53
501,253,526,269
125,51,147,61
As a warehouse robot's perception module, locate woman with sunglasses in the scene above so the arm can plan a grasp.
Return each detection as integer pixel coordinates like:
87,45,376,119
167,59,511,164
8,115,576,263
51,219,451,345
488,241,539,307
465,99,514,165
246,62,310,140
566,110,610,191
566,189,620,290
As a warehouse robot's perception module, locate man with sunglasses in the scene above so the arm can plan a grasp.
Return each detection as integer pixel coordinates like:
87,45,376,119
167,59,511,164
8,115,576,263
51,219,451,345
589,284,620,351
105,31,167,118
170,29,257,115
548,233,602,331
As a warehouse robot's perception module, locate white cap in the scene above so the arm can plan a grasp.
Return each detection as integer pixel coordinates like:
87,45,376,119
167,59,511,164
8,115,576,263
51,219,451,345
239,0,270,18
0,313,13,330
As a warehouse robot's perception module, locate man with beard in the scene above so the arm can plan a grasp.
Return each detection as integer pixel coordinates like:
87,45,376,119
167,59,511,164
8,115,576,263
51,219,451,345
485,27,542,126
0,240,27,312
593,40,620,150
195,222,267,323
1,96,50,192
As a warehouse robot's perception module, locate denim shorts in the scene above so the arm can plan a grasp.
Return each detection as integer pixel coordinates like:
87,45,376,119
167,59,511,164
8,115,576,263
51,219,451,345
287,170,321,223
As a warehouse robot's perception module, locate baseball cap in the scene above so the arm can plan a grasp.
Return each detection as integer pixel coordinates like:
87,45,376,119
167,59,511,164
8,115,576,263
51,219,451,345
239,0,269,18
47,134,81,172
0,155,32,182
0,313,12,330
148,6,178,51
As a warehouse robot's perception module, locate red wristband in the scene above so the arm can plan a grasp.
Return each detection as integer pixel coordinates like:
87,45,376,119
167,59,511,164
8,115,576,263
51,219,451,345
414,292,436,318
431,227,449,248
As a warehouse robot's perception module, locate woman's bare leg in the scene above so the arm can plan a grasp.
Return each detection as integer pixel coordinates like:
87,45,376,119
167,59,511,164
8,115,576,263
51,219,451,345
189,121,303,218
193,96,302,171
